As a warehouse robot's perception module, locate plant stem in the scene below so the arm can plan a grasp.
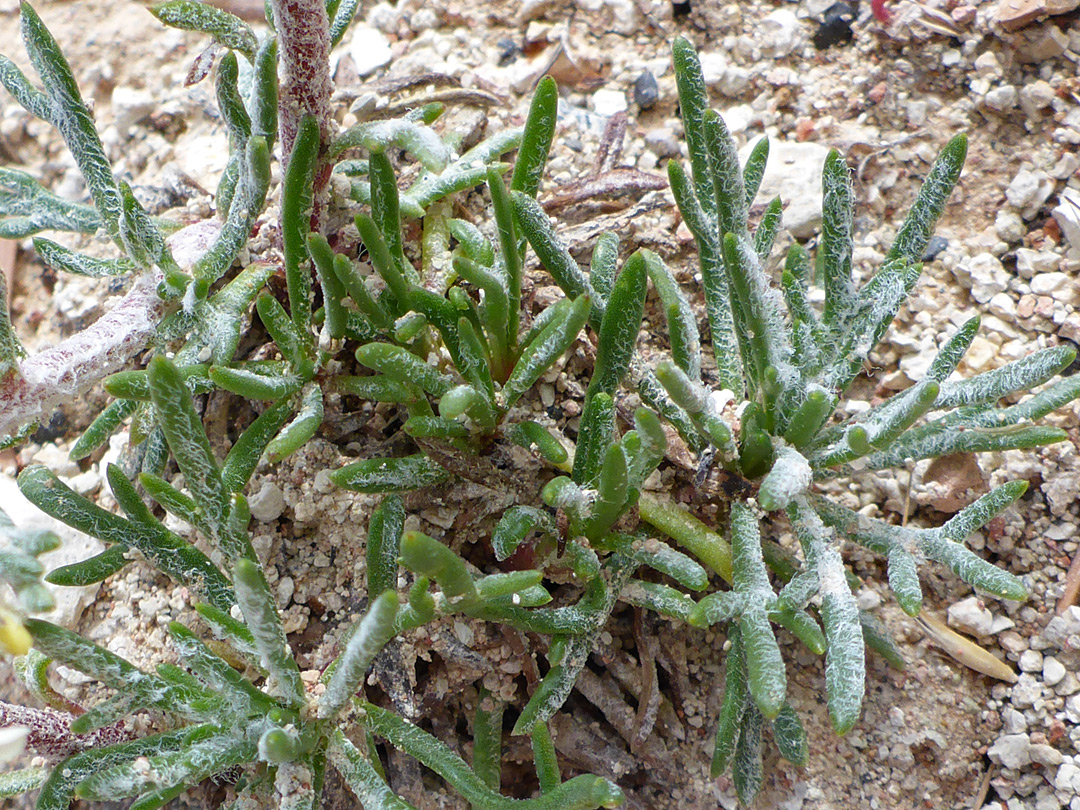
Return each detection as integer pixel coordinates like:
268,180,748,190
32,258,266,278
0,269,163,439
0,700,131,760
268,0,334,197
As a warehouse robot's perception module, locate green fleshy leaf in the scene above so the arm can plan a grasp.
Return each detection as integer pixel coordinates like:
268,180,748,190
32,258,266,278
510,76,557,200
282,115,320,335
20,3,123,246
151,0,258,62
331,454,450,493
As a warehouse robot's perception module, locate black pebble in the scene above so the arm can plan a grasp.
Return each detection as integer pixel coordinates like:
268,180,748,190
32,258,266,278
634,71,659,110
497,37,521,67
672,0,691,18
922,235,948,261
32,410,66,444
813,2,856,50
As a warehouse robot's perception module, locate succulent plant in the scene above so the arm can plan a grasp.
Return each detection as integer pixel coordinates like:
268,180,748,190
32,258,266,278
1,2,1077,808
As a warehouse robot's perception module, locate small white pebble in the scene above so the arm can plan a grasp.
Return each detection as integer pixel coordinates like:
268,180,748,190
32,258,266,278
1044,656,1066,686
1019,649,1044,673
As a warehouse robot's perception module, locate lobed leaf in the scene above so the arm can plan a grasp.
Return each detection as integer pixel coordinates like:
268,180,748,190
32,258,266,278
941,480,1028,542
35,728,194,810
0,167,102,237
19,465,234,611
920,535,1028,602
0,53,51,120
75,731,256,801
167,622,275,715
934,345,1076,410
400,131,521,214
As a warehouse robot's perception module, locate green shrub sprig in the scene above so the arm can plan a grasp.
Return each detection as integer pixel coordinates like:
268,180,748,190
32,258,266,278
0,4,1077,809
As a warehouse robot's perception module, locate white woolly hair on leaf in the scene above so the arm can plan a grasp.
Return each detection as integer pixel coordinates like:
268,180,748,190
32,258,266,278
319,590,399,720
757,445,812,511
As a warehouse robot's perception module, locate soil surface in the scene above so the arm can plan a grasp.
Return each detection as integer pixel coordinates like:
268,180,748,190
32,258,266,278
2,0,1080,809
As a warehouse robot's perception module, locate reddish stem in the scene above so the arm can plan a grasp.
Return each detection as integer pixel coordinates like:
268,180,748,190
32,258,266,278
871,0,892,23
1058,545,1080,614
268,0,334,173
0,700,132,761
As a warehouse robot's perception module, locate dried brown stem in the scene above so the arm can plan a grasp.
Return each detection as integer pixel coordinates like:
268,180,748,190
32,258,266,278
595,112,627,175
630,608,661,751
1056,545,1080,614
541,169,667,213
550,712,639,782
